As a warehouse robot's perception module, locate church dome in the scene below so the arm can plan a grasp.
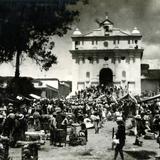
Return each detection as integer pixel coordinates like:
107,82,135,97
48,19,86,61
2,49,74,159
132,27,141,35
73,28,82,35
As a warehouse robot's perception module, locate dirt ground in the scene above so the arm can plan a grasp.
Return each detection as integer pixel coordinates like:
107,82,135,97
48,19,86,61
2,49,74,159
9,120,160,160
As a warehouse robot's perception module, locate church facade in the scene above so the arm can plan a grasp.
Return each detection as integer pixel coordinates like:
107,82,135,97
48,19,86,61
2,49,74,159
70,16,144,95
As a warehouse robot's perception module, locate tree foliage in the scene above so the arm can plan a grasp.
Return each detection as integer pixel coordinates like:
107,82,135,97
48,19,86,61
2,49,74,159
6,77,37,97
0,0,88,77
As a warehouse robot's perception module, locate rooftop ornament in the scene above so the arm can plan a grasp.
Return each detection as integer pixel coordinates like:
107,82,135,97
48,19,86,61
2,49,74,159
73,28,82,35
132,27,141,35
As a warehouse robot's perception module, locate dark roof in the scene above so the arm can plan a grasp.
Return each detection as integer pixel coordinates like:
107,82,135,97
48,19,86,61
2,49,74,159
141,69,160,80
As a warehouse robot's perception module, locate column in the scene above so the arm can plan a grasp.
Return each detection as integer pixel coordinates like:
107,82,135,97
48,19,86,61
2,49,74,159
114,55,120,82
79,55,83,65
75,57,79,64
79,55,83,82
128,54,135,94
129,55,134,64
72,56,79,93
92,56,98,83
93,56,97,64
72,41,75,50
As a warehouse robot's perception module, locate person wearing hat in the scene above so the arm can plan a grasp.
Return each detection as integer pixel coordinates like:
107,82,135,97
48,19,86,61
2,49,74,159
153,114,160,133
91,111,100,134
33,111,41,131
11,113,27,147
17,113,27,141
7,103,14,115
2,113,16,146
78,122,88,143
133,114,145,146
114,116,126,160
0,114,4,135
61,113,68,133
69,123,79,146
49,113,57,146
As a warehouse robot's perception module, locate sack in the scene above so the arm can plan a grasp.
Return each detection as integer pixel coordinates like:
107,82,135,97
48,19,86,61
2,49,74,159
79,137,87,145
144,132,155,140
112,138,119,145
79,131,85,137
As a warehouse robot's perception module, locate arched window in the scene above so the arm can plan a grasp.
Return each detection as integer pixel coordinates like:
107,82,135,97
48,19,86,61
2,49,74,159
122,71,126,78
135,40,138,44
88,57,93,63
99,68,113,85
121,56,126,60
104,57,109,61
86,72,90,78
104,26,109,32
75,41,80,45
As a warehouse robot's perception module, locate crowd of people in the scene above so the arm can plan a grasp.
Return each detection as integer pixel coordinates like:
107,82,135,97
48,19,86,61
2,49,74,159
0,84,159,159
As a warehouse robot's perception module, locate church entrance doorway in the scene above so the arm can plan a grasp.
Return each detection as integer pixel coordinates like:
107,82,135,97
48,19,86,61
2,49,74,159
99,68,113,86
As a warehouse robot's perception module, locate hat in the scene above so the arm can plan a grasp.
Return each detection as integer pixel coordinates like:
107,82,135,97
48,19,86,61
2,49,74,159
19,114,24,119
8,103,13,106
0,115,3,119
135,115,141,119
53,112,57,116
116,116,123,122
8,113,15,119
155,114,160,118
71,123,80,127
147,110,151,114
55,107,61,113
8,106,13,110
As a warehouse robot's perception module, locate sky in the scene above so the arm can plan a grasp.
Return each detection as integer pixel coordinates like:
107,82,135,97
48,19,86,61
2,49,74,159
0,0,160,80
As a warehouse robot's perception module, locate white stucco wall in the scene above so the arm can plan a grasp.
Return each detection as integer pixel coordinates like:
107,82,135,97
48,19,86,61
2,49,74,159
71,19,143,95
72,55,141,95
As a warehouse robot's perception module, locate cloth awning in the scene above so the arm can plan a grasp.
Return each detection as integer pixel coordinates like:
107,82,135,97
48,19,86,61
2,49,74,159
29,94,41,99
118,93,137,103
141,94,160,102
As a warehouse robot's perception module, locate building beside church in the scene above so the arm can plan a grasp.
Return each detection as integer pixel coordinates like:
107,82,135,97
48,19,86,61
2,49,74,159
141,63,160,96
70,15,144,95
32,78,72,99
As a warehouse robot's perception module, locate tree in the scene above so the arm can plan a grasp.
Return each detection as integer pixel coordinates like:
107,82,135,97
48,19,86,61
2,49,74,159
6,77,37,97
0,0,88,78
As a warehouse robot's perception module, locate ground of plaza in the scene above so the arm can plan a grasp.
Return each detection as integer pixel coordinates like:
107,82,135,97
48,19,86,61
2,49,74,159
10,119,160,160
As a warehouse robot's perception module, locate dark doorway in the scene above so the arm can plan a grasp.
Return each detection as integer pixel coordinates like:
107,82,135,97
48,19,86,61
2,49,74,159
99,68,113,86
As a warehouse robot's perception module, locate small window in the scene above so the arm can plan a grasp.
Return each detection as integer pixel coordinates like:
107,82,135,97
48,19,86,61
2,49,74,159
122,71,126,78
88,57,92,60
88,57,93,63
121,56,126,60
105,26,109,32
104,41,108,47
96,40,98,45
86,72,90,78
113,40,116,45
135,40,138,44
128,39,130,44
38,82,42,86
92,40,94,45
75,41,80,45
104,57,109,61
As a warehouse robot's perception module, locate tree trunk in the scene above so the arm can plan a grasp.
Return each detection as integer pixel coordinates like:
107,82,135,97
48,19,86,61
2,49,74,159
15,50,21,78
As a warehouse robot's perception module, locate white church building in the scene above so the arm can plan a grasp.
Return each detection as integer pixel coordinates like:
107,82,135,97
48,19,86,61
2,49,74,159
70,16,144,95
